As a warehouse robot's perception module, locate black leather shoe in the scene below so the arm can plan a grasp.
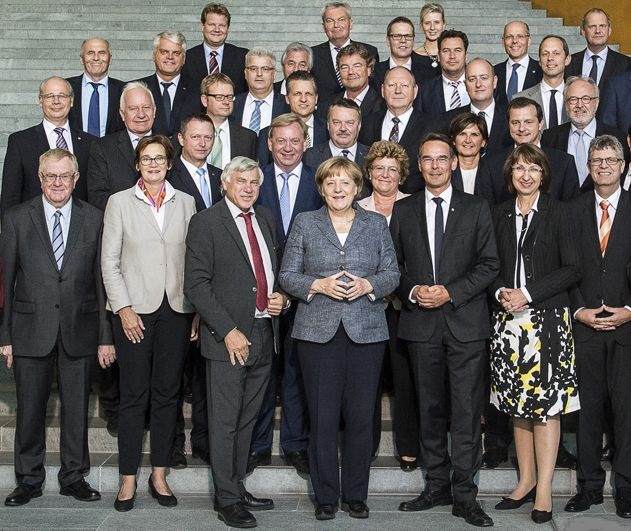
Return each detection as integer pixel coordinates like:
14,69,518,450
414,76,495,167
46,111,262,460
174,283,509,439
169,448,187,469
452,500,494,527
615,488,631,518
114,481,137,512
241,490,274,511
4,484,42,506
315,503,337,520
191,447,211,464
342,500,369,518
148,475,177,507
564,489,603,512
495,485,536,510
601,442,615,461
399,488,453,511
283,450,309,475
60,479,101,502
106,415,119,437
246,450,271,474
531,509,552,523
399,457,418,472
216,502,257,528
556,444,577,469
481,446,508,469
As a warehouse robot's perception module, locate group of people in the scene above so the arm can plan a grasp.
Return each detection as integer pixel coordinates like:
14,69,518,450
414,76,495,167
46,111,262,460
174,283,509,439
1,0,631,528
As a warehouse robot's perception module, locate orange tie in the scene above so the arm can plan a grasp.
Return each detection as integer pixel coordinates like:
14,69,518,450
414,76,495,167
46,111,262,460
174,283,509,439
599,200,611,256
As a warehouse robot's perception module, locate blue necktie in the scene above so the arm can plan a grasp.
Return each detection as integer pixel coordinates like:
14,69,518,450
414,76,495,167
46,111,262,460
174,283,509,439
52,210,64,269
87,82,102,137
279,172,291,234
197,167,211,208
433,197,444,282
249,100,264,134
507,63,519,101
589,55,599,83
574,129,588,185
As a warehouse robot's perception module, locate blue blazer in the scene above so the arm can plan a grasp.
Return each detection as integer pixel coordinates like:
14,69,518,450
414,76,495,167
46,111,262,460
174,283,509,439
279,205,400,344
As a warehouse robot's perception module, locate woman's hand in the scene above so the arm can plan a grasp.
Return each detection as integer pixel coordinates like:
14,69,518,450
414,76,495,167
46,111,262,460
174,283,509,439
119,306,145,343
344,272,374,301
310,271,350,300
500,288,529,313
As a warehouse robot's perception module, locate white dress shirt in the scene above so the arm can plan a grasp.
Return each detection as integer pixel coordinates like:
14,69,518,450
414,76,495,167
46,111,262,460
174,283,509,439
207,118,232,169
470,100,495,135
540,80,564,127
274,162,303,219
156,74,180,109
381,107,413,141
329,141,358,160
505,55,531,94
43,119,74,152
81,74,109,137
242,90,274,131
441,74,469,110
43,195,72,249
582,47,609,86
180,156,214,204
203,42,225,72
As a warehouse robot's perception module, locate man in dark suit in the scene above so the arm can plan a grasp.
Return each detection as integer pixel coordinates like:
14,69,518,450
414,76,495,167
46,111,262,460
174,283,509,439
258,71,328,166
201,73,257,166
541,76,629,191
420,29,470,116
360,67,435,194
564,8,630,94
442,57,512,157
599,70,631,133
566,134,631,519
87,81,157,211
1,76,94,215
275,42,313,96
231,48,289,134
494,21,543,105
248,114,323,476
66,38,125,137
181,3,248,95
310,2,379,107
1,149,113,507
137,31,201,137
184,156,287,528
391,133,499,527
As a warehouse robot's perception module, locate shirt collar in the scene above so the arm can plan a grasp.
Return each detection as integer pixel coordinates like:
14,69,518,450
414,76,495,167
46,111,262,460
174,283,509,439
470,100,495,115
330,40,351,52
595,186,621,211
425,185,453,206
344,84,369,104
507,55,530,69
246,90,274,106
82,73,109,87
513,192,540,216
585,46,609,62
274,162,303,177
180,155,205,177
385,106,413,127
389,57,412,70
42,195,73,220
203,42,225,57
134,179,176,207
225,196,255,218
156,73,180,87
571,119,597,138
540,79,564,93
42,119,70,136
330,141,357,157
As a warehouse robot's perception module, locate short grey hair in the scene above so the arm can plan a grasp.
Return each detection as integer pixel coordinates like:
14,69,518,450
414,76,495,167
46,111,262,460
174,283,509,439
245,47,276,68
39,148,78,174
588,134,625,161
39,76,73,98
119,81,155,111
564,75,600,98
281,42,314,70
153,31,187,53
221,157,264,188
321,2,351,21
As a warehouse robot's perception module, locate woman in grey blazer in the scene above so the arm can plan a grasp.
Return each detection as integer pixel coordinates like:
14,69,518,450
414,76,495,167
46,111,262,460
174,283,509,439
279,156,400,521
101,135,196,512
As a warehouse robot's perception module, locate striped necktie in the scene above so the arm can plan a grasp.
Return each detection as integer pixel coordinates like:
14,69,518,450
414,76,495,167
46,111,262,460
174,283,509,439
249,100,264,134
449,81,461,109
599,200,611,256
208,50,219,75
389,117,400,142
54,127,68,150
334,46,343,88
52,210,64,269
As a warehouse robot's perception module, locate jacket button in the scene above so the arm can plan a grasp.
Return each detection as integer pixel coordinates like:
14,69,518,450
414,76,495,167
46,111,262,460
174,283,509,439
252,287,257,292
524,255,531,261
526,273,532,279
54,304,59,309
340,251,345,255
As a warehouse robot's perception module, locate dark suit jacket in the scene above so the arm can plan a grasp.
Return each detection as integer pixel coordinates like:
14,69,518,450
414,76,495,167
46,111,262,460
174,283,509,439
317,85,384,121
257,163,323,249
66,75,125,136
138,73,202,136
182,42,249,95
477,144,580,205
230,91,290,131
494,57,543,105
227,122,258,160
359,108,436,194
371,53,439,92
1,123,94,215
490,193,580,309
598,70,631,132
167,157,222,212
0,196,111,356
450,161,486,196
565,47,631,93
390,189,499,342
419,75,447,116
570,189,631,344
256,116,328,166
184,200,280,360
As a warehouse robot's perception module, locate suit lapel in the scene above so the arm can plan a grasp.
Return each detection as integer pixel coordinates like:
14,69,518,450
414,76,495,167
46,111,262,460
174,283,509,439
35,124,50,154
62,199,85,269
255,207,277,272
413,193,431,258
314,206,344,250
220,200,253,269
29,200,58,270
343,207,368,249
501,203,518,253
117,131,136,173
604,190,631,260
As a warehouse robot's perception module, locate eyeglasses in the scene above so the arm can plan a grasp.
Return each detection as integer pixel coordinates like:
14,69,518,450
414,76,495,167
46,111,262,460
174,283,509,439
371,165,400,175
40,93,72,101
40,172,77,183
566,95,599,105
388,34,415,42
245,66,275,73
139,155,168,166
512,165,543,176
589,157,623,166
205,93,235,102
420,155,451,165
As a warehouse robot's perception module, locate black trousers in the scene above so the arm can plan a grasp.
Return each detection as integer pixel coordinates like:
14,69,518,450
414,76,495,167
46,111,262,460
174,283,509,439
298,325,385,505
114,297,191,475
13,334,91,488
575,332,631,490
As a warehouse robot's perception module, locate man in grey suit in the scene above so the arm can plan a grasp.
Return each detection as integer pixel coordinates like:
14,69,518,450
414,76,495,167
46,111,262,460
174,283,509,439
1,149,114,506
184,157,288,529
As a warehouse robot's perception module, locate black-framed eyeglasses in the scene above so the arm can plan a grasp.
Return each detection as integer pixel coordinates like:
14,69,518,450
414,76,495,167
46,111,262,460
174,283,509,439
205,93,235,102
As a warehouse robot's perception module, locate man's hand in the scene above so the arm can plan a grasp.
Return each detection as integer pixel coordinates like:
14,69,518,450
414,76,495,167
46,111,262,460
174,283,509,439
190,314,200,341
119,306,145,343
97,344,116,369
0,345,13,369
224,328,252,366
267,292,286,316
575,306,612,330
413,285,451,308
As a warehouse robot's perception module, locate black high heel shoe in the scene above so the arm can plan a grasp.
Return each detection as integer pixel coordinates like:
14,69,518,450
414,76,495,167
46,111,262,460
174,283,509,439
114,480,137,512
531,508,552,523
495,485,536,510
148,475,177,507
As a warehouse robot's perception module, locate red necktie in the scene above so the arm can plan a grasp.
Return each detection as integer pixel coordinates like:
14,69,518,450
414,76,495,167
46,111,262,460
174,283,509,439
239,212,268,311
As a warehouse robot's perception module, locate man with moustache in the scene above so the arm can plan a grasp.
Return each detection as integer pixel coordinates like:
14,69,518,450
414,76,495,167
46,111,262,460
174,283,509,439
275,43,313,96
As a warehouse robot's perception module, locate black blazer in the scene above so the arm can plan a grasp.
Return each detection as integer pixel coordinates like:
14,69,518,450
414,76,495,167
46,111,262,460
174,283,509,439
66,75,125,136
419,75,449,116
565,47,631,93
316,84,384,121
224,122,257,160
570,189,631,344
450,160,487,196
477,144,580,205
599,70,631,132
182,42,249,95
371,53,440,92
1,123,94,215
137,73,202,136
490,193,580,309
230,91,289,131
167,157,222,212
390,189,499,342
493,57,543,105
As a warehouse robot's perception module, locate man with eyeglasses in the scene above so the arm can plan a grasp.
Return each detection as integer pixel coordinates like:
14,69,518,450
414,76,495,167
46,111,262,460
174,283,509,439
311,2,379,107
567,134,631,520
542,76,628,192
391,133,498,527
1,76,94,215
231,48,289,135
1,148,113,507
493,20,542,105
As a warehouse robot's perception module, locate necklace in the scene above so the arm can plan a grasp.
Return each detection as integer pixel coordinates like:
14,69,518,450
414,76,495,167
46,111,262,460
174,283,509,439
423,43,439,68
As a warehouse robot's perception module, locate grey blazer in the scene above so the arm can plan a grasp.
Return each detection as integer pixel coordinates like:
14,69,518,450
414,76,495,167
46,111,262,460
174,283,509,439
101,185,196,315
279,205,400,344
513,82,569,129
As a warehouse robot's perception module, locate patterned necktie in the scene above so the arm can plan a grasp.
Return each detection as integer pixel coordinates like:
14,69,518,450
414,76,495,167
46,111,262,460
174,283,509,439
389,117,400,142
515,212,530,288
210,127,223,168
574,129,588,184
208,50,219,75
54,127,68,150
507,63,520,101
599,200,611,256
87,82,102,137
249,100,264,134
449,81,461,109
239,212,268,311
548,89,558,129
433,197,444,281
306,127,312,148
341,149,350,158
161,82,173,131
279,172,292,234
197,167,211,208
589,55,599,83
334,46,343,88
52,210,64,269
